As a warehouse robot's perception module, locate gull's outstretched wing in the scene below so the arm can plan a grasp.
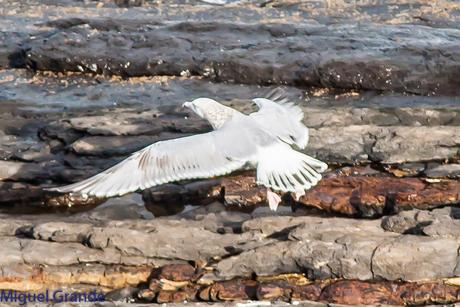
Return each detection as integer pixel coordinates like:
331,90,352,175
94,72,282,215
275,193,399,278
249,88,309,149
48,121,259,198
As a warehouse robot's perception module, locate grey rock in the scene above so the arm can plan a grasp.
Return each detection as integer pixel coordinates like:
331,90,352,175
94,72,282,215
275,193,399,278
32,222,93,242
381,209,433,234
0,31,27,68
105,286,139,302
369,126,460,163
39,121,83,146
422,219,460,238
0,238,23,265
19,20,460,96
68,114,162,136
0,219,30,236
0,182,45,205
21,239,93,266
305,107,460,128
0,207,459,293
424,163,460,179
372,235,459,280
70,135,159,156
219,217,396,280
87,223,261,261
308,125,460,164
387,162,426,177
382,207,460,235
308,125,373,163
25,239,121,265
0,160,65,183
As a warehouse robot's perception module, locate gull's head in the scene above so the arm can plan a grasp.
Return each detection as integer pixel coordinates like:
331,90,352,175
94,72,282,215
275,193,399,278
182,98,219,119
182,97,237,129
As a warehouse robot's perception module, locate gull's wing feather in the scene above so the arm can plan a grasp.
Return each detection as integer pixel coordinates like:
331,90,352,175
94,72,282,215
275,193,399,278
48,124,257,198
249,88,308,149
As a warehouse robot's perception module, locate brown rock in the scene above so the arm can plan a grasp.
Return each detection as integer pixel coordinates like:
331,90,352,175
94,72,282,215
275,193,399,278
0,263,152,293
198,285,212,301
424,163,460,179
156,286,199,303
137,288,156,302
256,279,321,301
320,280,460,305
256,282,290,301
154,263,197,282
256,273,310,286
144,172,265,212
397,282,460,305
299,176,460,217
220,173,266,209
148,279,162,292
200,279,258,301
384,163,426,177
444,282,460,303
319,280,402,305
212,174,460,217
98,265,152,289
394,180,460,210
144,278,460,304
291,284,322,301
43,193,106,208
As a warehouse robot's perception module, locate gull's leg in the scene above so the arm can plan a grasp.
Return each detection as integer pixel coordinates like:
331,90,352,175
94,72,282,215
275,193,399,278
267,189,282,211
294,188,305,201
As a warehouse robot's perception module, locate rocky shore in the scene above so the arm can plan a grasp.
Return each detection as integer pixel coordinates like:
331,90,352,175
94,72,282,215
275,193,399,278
1,0,460,305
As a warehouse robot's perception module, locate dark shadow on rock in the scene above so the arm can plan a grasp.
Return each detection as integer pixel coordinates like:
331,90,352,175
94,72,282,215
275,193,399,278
8,48,27,69
402,221,433,235
113,0,145,7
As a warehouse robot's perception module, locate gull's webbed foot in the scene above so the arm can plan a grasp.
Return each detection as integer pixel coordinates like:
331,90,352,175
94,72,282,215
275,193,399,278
293,188,305,201
267,189,282,211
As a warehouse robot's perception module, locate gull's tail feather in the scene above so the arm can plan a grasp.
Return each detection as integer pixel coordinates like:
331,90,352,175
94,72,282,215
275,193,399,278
256,143,328,210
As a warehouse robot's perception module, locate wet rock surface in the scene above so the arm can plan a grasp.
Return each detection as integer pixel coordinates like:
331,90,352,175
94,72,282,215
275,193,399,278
1,0,460,305
2,1,460,95
17,20,460,95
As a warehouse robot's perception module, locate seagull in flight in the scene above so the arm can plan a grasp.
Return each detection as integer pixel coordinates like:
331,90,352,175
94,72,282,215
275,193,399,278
48,89,328,210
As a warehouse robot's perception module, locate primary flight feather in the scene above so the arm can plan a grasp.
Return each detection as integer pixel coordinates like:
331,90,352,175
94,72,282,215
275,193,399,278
48,89,328,210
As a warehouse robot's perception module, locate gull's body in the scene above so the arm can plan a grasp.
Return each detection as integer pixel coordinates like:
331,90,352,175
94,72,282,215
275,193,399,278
49,90,328,210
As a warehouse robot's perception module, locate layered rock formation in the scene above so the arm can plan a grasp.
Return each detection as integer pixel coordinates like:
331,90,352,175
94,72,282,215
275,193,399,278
2,205,460,305
0,0,460,305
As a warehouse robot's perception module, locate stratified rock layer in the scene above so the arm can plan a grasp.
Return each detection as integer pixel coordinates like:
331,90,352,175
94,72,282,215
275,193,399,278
4,19,460,95
1,1,460,305
143,171,460,217
1,206,460,304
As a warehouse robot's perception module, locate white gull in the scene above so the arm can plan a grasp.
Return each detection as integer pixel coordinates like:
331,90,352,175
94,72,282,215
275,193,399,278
48,89,328,210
